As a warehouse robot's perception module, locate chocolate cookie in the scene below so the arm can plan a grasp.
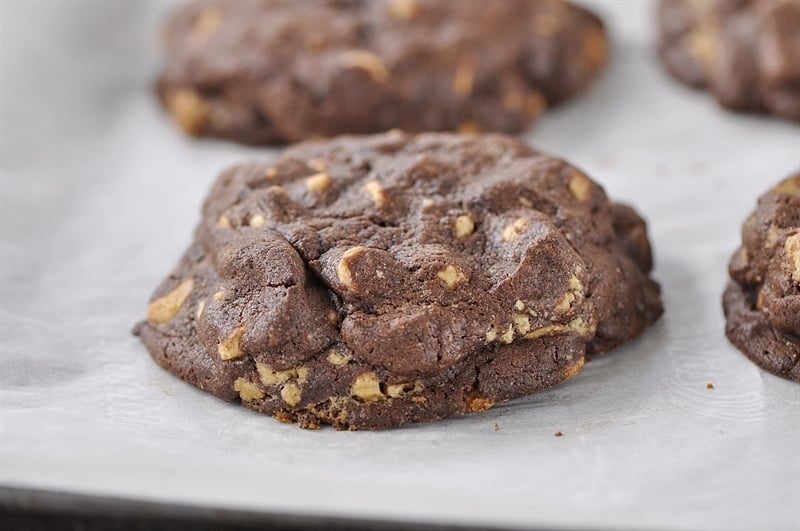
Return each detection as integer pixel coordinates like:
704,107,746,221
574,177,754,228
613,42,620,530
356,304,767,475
723,175,800,382
157,0,608,144
658,0,800,121
134,132,662,429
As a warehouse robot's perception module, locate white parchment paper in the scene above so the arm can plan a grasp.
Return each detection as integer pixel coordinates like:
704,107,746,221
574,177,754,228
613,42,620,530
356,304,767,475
1,1,799,530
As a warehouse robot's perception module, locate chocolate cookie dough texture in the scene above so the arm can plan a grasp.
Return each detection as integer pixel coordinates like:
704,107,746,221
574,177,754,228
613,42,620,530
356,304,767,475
157,0,608,144
658,0,800,121
135,132,663,429
723,174,800,382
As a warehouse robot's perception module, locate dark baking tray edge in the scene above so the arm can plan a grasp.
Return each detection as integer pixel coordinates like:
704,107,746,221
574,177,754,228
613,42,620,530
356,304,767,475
0,485,570,531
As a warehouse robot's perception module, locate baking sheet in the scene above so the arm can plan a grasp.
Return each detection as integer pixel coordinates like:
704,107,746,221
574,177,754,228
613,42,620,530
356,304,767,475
1,1,799,530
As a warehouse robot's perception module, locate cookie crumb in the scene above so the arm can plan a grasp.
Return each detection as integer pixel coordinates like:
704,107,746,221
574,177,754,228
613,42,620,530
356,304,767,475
493,422,500,432
706,382,715,390
555,431,563,437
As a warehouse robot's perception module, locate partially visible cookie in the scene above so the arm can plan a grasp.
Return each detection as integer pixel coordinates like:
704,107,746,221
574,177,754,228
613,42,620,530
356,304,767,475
157,0,608,144
134,132,663,430
723,174,800,382
658,0,800,121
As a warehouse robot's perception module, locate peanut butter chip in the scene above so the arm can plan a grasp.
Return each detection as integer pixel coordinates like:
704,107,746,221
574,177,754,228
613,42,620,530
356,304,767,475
503,91,546,116
167,89,209,136
500,324,514,344
453,59,476,98
233,378,265,402
774,177,800,195
388,0,418,19
256,363,308,386
364,180,387,206
568,172,592,202
337,246,364,289
513,313,531,335
281,382,302,406
249,214,266,228
525,93,546,115
555,274,583,313
739,247,749,266
305,172,332,193
524,317,594,340
437,265,467,288
296,367,309,384
785,233,800,283
340,50,390,84
385,383,405,398
465,395,494,413
350,372,383,402
327,309,339,324
218,326,245,360
686,29,716,66
457,120,481,135
582,25,608,69
307,159,327,172
454,215,475,238
189,7,221,45
217,215,231,229
534,13,562,37
764,225,779,248
147,278,195,324
502,91,527,112
502,218,529,242
326,350,352,366
563,357,585,379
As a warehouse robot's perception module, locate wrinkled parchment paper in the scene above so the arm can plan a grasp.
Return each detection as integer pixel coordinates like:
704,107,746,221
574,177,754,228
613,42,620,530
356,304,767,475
1,1,799,529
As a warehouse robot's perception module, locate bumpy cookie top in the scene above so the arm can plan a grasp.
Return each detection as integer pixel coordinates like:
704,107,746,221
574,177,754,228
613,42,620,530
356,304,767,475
148,133,660,384
658,0,800,120
729,174,800,338
157,0,607,143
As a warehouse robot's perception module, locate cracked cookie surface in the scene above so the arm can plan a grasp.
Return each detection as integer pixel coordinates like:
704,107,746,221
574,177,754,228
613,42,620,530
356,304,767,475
157,0,608,144
134,132,663,429
723,174,800,382
658,0,800,121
